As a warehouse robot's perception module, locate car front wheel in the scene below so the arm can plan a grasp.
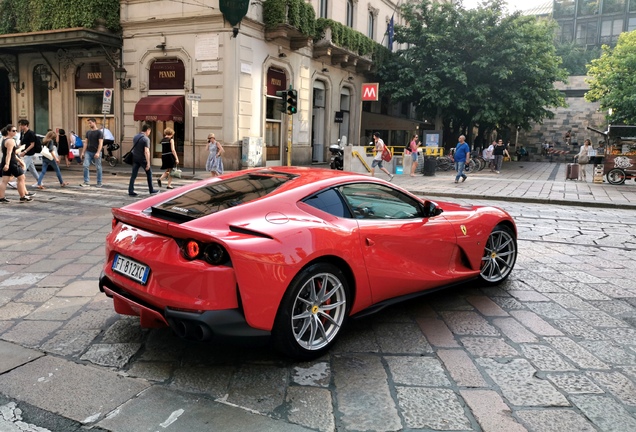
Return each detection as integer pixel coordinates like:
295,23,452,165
480,224,517,285
273,263,349,360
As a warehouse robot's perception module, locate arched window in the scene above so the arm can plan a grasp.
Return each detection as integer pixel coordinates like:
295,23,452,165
368,12,375,39
346,0,354,27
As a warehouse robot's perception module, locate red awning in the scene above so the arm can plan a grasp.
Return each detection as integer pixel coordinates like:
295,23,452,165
133,96,184,122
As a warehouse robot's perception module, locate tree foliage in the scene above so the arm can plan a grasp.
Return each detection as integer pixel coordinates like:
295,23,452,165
375,0,567,146
555,42,601,76
586,31,636,125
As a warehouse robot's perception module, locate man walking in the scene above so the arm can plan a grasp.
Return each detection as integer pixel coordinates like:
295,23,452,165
371,132,394,181
81,118,103,187
454,135,470,184
17,119,40,186
128,124,158,197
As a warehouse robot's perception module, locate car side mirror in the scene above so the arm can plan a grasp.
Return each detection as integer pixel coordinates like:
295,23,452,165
423,201,443,217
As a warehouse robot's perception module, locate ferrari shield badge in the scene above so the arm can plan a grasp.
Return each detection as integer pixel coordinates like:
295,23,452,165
460,225,467,236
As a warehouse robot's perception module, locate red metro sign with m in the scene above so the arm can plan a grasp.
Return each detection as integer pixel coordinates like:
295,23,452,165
361,83,379,101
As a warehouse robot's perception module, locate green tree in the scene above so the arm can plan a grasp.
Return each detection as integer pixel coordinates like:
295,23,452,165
586,30,636,125
555,42,601,76
376,0,567,147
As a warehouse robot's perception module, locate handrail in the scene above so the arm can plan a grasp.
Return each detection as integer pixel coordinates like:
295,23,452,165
352,151,372,173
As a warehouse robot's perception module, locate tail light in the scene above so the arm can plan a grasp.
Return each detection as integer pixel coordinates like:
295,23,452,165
180,240,228,266
183,240,200,260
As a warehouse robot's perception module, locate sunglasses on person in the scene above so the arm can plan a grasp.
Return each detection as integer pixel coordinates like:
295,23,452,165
10,129,17,132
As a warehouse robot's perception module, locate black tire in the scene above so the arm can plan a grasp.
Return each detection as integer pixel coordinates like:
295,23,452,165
479,224,517,285
108,157,118,167
273,262,350,360
607,168,626,185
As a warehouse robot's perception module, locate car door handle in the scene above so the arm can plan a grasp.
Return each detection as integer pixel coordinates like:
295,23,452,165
366,238,375,246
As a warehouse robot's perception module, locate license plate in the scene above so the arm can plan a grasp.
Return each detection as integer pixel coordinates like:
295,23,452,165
112,254,150,285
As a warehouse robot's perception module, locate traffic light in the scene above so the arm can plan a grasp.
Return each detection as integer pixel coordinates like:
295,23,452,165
275,90,286,113
286,89,297,115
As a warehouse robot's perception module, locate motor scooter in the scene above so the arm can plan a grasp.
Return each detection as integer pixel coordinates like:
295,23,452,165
329,140,343,170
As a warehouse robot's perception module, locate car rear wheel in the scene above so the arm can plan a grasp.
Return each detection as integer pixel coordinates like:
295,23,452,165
480,224,517,285
273,263,349,360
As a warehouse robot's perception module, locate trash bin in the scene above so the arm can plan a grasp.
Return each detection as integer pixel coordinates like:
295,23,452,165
423,156,436,176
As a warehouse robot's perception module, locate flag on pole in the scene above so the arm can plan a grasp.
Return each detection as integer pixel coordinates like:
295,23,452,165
388,15,394,51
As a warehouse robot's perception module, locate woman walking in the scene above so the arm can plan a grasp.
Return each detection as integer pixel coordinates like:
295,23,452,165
205,133,224,177
407,134,420,176
36,131,68,189
0,124,32,202
575,139,592,181
57,128,71,167
157,128,179,189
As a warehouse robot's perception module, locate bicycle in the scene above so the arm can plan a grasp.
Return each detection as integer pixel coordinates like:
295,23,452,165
104,142,120,167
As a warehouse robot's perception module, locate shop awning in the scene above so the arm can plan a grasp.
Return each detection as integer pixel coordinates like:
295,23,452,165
133,96,184,122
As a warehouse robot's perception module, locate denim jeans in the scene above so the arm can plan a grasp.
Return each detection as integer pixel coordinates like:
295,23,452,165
455,161,467,181
83,151,102,184
128,161,154,194
23,155,39,182
38,158,64,185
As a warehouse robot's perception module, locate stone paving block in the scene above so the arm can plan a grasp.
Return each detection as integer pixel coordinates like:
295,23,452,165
56,280,100,297
0,355,149,425
15,288,60,303
555,282,611,300
466,296,508,317
545,372,604,394
100,317,145,343
493,317,539,343
292,362,330,387
0,303,35,320
589,299,635,315
477,358,570,407
586,371,636,407
40,329,101,357
545,337,610,370
570,394,636,432
373,322,432,354
460,389,527,432
0,340,44,374
507,290,550,302
0,290,19,308
36,274,75,288
286,386,334,432
460,337,519,358
226,364,288,413
526,301,577,320
516,409,597,432
602,327,636,345
386,356,451,387
125,361,175,383
25,297,92,321
0,273,47,288
80,343,142,368
439,311,500,336
169,365,233,398
1,320,63,348
137,328,187,362
519,344,576,371
490,296,525,310
416,317,459,348
509,310,563,336
579,340,636,365
545,293,599,310
553,319,607,340
573,309,630,328
396,387,471,431
332,325,380,354
333,354,401,431
437,349,487,388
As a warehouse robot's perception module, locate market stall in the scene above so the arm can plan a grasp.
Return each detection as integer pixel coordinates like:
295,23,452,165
587,125,636,185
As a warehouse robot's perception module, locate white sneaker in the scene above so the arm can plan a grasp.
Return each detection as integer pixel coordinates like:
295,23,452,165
8,181,17,189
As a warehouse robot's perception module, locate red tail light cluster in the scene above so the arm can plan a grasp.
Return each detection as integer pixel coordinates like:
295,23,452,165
180,240,228,265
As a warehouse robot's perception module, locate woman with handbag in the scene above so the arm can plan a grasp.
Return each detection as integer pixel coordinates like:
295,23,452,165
35,131,68,189
157,128,179,189
575,139,592,181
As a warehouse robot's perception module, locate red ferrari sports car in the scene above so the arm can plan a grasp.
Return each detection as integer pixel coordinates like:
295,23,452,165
99,167,517,359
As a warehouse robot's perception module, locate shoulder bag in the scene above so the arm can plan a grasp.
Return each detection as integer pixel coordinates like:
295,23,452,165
381,145,392,162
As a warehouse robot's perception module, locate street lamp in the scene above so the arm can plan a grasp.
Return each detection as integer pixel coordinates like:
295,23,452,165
39,66,58,90
115,66,131,89
8,72,24,92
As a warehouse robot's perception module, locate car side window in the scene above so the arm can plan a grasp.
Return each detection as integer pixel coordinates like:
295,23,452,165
303,188,352,218
339,183,423,220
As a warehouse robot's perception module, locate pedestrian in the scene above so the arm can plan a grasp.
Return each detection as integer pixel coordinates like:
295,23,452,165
70,130,83,164
157,127,179,189
371,132,394,181
407,134,420,176
564,129,572,146
575,139,592,181
1,124,33,203
80,118,103,187
492,139,510,174
17,119,40,186
35,131,68,189
454,135,471,183
128,124,158,197
205,133,224,177
56,128,71,167
483,141,495,171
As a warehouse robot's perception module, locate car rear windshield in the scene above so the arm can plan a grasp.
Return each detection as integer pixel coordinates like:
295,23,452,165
150,172,297,222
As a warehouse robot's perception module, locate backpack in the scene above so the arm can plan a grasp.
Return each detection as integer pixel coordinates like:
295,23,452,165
33,134,42,153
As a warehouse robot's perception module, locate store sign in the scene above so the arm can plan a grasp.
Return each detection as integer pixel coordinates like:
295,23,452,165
75,62,114,89
334,111,343,123
266,67,286,96
149,59,185,90
220,0,250,27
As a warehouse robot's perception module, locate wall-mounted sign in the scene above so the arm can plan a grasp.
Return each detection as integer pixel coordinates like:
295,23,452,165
75,62,114,89
334,111,344,123
149,59,185,90
361,83,379,101
195,34,219,61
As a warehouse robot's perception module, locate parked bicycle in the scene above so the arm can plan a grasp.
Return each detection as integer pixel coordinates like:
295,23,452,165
104,142,120,167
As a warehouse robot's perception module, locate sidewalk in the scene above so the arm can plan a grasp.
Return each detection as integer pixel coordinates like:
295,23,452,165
80,160,636,209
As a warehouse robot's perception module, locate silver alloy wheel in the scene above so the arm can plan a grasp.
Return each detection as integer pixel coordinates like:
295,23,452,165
291,272,347,351
480,227,517,283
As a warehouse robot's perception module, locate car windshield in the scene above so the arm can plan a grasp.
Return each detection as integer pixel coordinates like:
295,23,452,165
151,172,297,222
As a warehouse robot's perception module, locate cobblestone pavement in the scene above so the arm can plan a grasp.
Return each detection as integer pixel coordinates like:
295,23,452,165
0,164,635,431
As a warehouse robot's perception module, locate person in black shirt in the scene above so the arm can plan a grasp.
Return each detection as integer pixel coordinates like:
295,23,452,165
1,124,32,202
17,119,40,185
80,118,103,187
